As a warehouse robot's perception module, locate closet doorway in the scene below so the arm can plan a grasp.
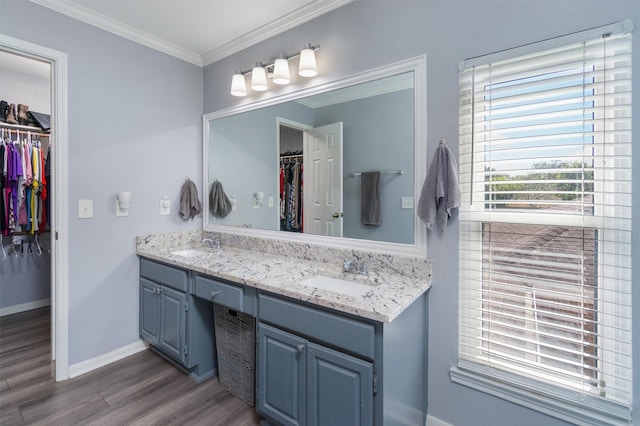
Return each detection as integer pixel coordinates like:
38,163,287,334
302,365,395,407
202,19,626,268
277,118,344,238
0,34,69,381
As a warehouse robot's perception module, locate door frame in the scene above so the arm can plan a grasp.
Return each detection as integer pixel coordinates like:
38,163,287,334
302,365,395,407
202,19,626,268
276,117,313,230
0,34,70,381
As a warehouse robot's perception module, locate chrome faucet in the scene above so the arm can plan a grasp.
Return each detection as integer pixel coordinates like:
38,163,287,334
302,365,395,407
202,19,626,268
202,238,220,250
343,257,368,275
343,258,356,273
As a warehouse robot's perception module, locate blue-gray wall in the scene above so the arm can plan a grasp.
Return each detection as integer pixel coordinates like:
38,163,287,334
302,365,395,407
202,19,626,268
1,1,203,365
0,235,50,310
203,1,640,425
315,89,414,243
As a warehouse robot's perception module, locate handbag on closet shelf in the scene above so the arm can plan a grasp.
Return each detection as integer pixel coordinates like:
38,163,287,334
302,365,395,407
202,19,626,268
27,111,50,132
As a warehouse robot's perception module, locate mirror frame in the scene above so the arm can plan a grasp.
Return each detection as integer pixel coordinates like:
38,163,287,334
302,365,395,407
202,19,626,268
203,55,427,257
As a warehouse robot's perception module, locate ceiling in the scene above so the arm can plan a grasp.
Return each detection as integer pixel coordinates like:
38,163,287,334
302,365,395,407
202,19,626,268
29,0,352,67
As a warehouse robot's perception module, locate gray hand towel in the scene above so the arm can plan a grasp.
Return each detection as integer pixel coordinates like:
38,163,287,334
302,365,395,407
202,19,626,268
417,142,461,231
361,171,381,226
179,178,202,220
209,180,232,219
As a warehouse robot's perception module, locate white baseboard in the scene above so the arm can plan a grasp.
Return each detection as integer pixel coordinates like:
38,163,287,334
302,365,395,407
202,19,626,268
68,340,148,379
0,298,51,317
427,414,454,426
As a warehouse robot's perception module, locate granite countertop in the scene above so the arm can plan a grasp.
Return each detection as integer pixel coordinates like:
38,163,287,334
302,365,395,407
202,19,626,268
136,236,431,323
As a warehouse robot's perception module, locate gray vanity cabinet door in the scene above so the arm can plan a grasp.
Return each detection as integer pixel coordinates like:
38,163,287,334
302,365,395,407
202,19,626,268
306,342,373,426
257,323,306,426
140,278,160,345
158,286,188,364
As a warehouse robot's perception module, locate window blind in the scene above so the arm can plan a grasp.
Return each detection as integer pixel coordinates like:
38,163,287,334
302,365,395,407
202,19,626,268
457,26,632,421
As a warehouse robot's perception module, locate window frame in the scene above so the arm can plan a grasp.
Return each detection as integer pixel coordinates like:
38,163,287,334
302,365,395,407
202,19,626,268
452,20,633,425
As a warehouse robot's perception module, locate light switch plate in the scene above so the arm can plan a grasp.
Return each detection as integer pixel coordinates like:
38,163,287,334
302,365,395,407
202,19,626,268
268,196,274,208
401,197,414,209
78,199,93,219
160,198,171,215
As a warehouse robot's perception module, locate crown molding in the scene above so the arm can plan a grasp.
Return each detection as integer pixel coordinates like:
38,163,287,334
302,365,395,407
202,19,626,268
199,0,352,66
29,0,353,68
30,0,203,66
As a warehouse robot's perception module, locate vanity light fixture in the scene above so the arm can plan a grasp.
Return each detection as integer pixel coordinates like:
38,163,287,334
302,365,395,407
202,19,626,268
272,56,290,85
230,44,319,97
230,71,247,97
298,44,318,77
251,64,268,91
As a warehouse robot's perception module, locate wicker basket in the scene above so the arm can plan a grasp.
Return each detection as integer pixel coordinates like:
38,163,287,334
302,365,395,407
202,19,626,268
213,303,256,406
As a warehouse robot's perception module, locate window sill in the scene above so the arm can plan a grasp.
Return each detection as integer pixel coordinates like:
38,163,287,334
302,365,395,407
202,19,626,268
449,365,631,426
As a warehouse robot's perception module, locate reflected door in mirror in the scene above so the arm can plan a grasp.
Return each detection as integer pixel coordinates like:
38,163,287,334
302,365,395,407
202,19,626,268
304,122,343,237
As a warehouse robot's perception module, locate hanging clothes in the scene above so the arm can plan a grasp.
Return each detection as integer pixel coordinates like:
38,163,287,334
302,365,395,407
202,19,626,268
0,128,49,235
279,155,303,232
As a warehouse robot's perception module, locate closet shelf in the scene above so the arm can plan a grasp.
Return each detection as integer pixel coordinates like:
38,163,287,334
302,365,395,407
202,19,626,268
1,122,50,136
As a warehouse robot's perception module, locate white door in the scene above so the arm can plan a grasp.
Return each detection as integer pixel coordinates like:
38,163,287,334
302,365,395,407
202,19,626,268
304,122,343,237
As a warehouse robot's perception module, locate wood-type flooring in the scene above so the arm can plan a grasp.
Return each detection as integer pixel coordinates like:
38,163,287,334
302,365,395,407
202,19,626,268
0,307,263,425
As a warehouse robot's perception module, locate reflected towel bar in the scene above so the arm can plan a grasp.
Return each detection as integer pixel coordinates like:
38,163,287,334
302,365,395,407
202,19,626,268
350,169,403,177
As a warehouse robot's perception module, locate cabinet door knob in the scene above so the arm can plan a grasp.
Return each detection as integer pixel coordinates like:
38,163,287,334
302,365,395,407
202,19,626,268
210,291,220,299
296,343,305,352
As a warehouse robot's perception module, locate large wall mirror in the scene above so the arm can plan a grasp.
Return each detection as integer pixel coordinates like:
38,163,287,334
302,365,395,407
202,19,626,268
203,56,426,257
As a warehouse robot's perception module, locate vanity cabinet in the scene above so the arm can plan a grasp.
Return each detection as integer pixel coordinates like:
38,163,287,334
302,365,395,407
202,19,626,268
139,258,216,381
137,254,428,424
257,293,376,426
193,274,256,315
256,291,427,426
258,322,373,426
140,277,188,363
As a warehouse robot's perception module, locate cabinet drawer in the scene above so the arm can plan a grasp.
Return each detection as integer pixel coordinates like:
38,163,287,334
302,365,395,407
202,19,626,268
258,293,375,359
140,258,188,292
194,275,243,311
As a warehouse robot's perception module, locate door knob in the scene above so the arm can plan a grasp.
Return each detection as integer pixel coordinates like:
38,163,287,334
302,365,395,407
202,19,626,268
332,212,344,219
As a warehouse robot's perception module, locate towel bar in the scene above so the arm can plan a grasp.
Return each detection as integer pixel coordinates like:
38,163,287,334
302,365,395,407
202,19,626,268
350,169,403,177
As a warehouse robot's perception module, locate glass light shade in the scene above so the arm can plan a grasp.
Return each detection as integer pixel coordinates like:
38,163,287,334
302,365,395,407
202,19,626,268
272,58,290,85
251,66,268,91
230,73,247,97
298,48,317,77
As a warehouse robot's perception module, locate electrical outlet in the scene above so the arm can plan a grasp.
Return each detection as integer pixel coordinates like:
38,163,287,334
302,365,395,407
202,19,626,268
268,196,274,208
401,197,414,209
230,196,237,211
78,199,93,219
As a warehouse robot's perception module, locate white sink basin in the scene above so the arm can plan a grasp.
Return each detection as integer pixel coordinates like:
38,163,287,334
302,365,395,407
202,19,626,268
170,249,211,258
298,275,376,297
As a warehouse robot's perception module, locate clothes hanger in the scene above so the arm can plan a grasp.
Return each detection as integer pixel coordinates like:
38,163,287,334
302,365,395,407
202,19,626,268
34,234,43,256
0,237,6,261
